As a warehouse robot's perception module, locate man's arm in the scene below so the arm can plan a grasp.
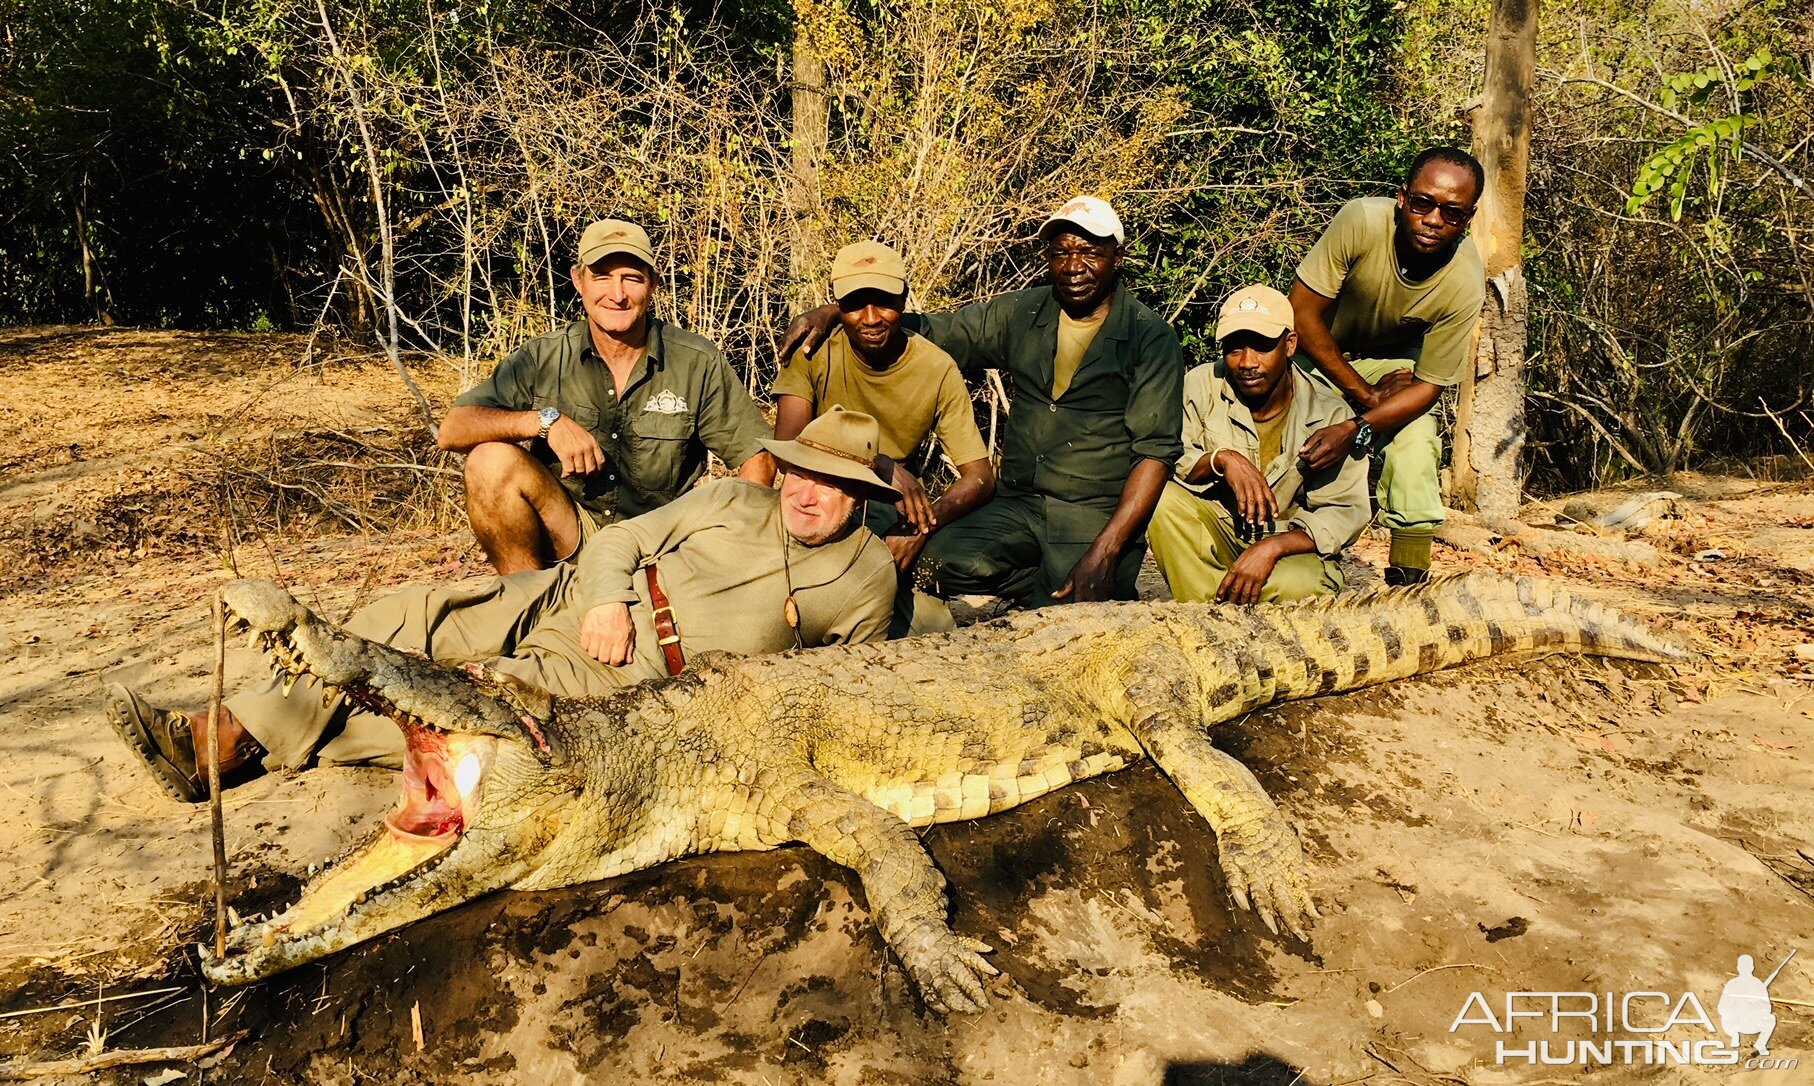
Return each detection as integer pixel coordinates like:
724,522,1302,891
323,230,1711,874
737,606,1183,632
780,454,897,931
1218,528,1316,606
1053,457,1170,602
883,457,994,572
773,394,815,442
1289,279,1375,406
438,405,606,477
1298,377,1441,471
696,349,778,487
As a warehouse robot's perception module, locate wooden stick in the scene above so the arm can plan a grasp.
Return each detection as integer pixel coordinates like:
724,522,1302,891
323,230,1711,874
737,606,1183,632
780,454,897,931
0,1032,247,1079
1760,397,1814,474
0,988,184,1022
208,595,229,959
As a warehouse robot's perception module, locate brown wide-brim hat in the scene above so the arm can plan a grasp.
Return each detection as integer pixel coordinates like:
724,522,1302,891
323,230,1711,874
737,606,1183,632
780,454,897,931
759,406,903,503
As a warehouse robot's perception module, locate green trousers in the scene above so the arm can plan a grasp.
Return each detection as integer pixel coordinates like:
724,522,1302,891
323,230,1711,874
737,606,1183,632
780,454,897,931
227,565,631,771
1297,355,1445,534
865,502,956,637
1147,482,1342,604
919,492,1142,607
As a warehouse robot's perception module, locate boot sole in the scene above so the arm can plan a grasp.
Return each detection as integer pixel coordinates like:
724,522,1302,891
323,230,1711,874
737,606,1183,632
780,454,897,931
105,686,205,803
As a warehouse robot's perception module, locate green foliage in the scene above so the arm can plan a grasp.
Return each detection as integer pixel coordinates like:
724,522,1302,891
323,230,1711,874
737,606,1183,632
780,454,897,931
1625,47,1787,220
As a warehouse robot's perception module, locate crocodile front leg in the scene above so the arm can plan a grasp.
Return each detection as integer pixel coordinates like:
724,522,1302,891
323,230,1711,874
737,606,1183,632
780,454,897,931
777,775,998,1013
1123,649,1319,940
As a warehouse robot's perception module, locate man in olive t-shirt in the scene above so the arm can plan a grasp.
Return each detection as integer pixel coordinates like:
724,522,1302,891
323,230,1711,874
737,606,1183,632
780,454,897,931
438,218,774,575
774,241,995,634
1291,147,1487,584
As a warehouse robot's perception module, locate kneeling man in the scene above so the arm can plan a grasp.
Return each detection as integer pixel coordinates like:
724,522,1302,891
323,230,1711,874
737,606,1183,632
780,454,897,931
1148,285,1369,605
108,410,898,801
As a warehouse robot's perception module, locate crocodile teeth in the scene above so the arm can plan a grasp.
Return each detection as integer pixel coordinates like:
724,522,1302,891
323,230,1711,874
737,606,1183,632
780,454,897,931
246,630,262,649
281,672,299,697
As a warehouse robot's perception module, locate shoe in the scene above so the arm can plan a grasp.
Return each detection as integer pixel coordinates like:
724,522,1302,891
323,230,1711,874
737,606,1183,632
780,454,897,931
1384,566,1430,587
105,684,207,802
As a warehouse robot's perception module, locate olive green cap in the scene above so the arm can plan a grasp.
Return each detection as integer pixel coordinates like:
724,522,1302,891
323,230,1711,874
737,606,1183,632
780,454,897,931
829,241,908,300
577,219,656,270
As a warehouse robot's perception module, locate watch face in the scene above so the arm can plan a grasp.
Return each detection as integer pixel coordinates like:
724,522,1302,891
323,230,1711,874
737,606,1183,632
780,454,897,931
540,407,560,426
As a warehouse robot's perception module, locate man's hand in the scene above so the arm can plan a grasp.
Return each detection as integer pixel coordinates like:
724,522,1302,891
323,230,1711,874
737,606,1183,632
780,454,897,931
1217,538,1284,606
1299,419,1359,472
1053,543,1121,603
892,464,935,535
1369,367,1421,403
777,303,842,361
885,531,927,572
579,602,636,665
1213,449,1277,536
547,416,606,478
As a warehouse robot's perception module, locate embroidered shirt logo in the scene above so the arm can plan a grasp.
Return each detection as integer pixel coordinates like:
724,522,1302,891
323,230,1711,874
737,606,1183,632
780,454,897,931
643,389,690,415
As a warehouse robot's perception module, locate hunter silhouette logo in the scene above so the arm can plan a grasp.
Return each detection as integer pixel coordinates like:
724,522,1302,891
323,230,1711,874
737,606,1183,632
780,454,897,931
1449,947,1800,1070
643,390,689,415
1719,950,1794,1056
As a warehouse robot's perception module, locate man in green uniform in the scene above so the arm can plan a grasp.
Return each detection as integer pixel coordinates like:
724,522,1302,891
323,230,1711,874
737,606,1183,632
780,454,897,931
107,411,898,802
1291,147,1486,585
773,241,995,633
780,196,1184,606
1147,284,1370,604
438,218,775,574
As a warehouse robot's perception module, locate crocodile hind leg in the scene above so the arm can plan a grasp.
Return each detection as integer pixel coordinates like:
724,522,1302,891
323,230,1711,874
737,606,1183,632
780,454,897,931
1123,650,1319,940
777,774,998,1013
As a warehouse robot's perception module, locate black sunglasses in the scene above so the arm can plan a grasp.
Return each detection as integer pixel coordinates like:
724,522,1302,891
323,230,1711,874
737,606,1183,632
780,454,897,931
1402,191,1476,227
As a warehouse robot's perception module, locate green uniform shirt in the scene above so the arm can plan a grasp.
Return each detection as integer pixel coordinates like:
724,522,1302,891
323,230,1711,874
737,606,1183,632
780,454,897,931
772,327,989,467
574,479,896,682
906,281,1184,512
1177,366,1371,556
1295,197,1486,387
453,318,770,522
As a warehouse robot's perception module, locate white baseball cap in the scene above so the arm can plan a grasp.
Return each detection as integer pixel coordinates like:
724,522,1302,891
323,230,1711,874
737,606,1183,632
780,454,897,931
1038,195,1125,245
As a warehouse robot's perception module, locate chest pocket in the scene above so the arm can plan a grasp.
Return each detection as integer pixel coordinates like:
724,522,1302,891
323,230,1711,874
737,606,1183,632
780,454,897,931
627,401,697,495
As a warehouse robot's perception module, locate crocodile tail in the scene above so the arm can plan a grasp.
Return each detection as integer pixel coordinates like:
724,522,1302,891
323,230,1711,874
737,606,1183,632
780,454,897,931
1248,572,1694,702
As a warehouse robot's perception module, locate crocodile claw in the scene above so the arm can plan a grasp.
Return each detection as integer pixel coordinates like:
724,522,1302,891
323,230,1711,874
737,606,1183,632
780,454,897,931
1217,814,1318,942
898,921,998,1014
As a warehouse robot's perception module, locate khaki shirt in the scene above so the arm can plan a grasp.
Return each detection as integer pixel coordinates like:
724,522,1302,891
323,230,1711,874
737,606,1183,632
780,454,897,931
571,479,895,683
1295,197,1485,387
907,281,1184,514
454,318,770,522
1177,366,1370,556
772,328,989,467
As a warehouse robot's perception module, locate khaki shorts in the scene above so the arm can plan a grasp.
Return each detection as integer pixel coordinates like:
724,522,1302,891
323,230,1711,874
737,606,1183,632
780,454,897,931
557,501,603,564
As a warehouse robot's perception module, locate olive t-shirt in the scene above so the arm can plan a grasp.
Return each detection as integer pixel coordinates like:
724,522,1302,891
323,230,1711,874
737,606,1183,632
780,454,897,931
1294,197,1485,387
1052,305,1108,400
772,328,989,467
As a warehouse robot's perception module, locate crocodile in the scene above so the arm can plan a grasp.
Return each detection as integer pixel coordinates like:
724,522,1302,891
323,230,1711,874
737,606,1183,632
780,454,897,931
198,573,1690,1011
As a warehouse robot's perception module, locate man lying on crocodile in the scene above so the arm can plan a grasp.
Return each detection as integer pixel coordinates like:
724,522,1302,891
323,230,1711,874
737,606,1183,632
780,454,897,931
190,568,1686,1013
106,409,901,802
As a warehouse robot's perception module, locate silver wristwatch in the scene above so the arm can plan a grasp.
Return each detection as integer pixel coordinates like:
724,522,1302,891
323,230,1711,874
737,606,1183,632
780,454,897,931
537,406,561,441
1351,416,1375,456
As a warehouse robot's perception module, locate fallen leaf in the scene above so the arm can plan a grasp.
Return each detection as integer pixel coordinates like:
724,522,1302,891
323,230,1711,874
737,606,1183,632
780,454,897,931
1366,998,1385,1018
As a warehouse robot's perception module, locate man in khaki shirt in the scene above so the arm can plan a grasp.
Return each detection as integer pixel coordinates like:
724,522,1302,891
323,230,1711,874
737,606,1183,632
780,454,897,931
774,241,996,634
439,218,775,574
1149,285,1370,604
1291,147,1487,585
106,412,899,802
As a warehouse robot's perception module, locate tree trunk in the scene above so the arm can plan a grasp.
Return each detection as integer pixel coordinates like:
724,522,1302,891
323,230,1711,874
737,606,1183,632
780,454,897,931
73,178,116,326
789,12,829,290
1453,0,1538,518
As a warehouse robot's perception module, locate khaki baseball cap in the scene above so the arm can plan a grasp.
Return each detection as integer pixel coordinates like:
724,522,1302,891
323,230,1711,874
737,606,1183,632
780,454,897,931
577,218,656,270
1215,284,1294,341
759,406,903,503
829,241,908,300
1038,195,1126,245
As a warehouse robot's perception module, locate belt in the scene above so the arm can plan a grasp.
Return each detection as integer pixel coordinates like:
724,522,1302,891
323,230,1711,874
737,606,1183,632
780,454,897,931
645,565,686,677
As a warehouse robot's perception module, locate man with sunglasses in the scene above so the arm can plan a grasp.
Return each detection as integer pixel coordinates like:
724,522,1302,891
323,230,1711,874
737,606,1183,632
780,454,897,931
1291,147,1487,585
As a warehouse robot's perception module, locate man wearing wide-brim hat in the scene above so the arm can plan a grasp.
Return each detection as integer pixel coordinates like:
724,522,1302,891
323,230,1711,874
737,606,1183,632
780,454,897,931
107,411,897,803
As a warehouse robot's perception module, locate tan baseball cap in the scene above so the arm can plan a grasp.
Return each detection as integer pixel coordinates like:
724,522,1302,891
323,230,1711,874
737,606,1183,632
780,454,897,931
1038,195,1125,245
829,241,908,300
1215,284,1294,341
577,218,656,270
759,406,903,502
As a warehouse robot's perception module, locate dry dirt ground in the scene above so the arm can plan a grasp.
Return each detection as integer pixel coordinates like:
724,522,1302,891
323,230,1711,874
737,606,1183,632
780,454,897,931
1,327,1811,1085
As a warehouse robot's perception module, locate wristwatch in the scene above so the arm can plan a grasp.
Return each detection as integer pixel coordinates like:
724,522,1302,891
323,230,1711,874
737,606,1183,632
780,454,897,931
537,406,561,441
1351,417,1375,456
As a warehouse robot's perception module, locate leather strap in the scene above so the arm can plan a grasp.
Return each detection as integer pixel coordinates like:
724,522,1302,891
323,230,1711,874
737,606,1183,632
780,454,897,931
645,565,686,677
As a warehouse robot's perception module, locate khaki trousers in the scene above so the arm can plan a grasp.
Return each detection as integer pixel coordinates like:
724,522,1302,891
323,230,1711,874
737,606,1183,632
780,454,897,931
1147,482,1342,604
227,565,633,770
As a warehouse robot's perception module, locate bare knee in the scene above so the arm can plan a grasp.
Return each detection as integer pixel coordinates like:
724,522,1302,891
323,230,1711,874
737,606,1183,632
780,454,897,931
463,442,544,501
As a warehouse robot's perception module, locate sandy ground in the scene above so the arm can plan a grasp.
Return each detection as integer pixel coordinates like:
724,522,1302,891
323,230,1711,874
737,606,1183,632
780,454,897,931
0,328,1810,1084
